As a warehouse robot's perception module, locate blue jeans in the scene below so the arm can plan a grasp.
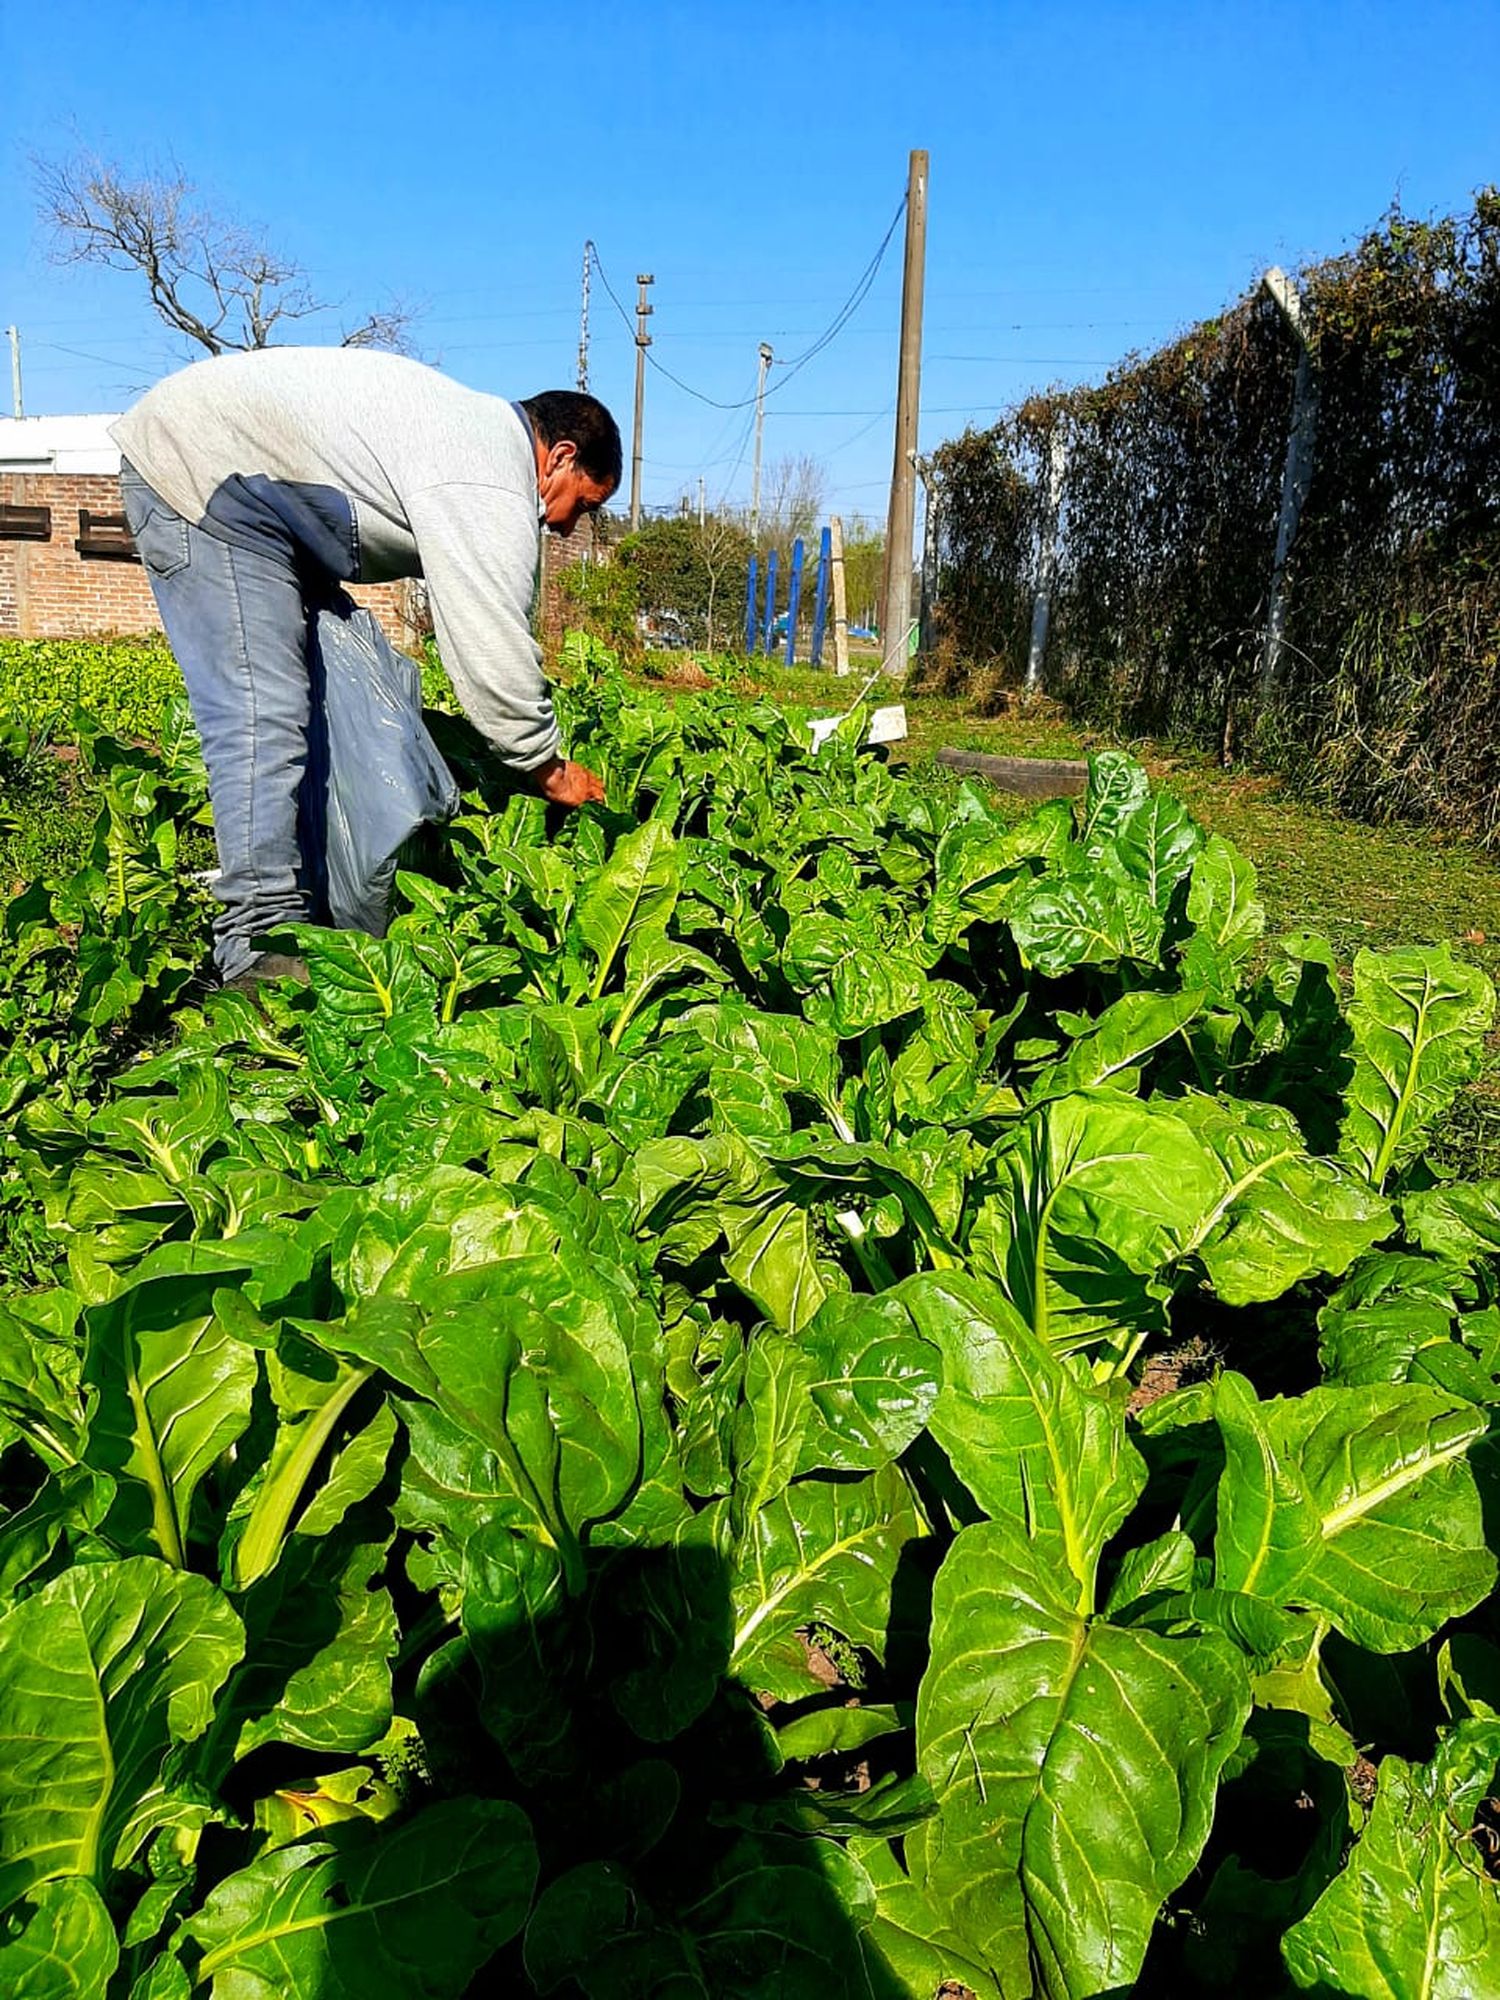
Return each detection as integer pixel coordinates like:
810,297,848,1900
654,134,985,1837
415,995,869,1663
120,462,358,978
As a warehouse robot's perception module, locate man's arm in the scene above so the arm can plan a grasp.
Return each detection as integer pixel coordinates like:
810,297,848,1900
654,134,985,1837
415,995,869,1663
404,481,601,800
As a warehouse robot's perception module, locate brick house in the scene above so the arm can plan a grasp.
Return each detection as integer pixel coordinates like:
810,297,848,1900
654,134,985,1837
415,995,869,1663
0,412,598,652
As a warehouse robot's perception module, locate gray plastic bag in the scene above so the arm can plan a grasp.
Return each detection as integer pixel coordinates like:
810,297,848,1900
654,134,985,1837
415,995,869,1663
312,603,460,935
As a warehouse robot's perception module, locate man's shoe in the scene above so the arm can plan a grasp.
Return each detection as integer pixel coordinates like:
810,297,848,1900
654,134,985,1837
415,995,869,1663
222,951,311,994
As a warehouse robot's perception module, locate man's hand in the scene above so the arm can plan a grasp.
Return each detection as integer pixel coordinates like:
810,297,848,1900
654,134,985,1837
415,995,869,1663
533,755,606,807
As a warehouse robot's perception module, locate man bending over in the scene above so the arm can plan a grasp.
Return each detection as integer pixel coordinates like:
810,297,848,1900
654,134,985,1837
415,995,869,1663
112,348,618,986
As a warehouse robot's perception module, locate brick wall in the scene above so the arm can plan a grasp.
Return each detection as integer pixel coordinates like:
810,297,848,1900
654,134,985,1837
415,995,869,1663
0,471,422,650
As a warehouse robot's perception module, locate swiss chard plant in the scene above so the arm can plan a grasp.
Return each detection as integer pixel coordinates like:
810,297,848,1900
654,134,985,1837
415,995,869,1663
1,640,1498,1998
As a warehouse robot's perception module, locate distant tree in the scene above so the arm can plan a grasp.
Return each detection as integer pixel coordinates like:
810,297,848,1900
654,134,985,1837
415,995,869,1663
698,511,753,649
758,454,826,549
556,554,640,659
841,520,886,629
617,514,753,648
34,150,418,356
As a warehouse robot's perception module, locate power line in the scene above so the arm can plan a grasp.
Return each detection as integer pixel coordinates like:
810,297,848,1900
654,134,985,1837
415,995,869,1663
714,401,759,509
589,193,906,412
34,338,172,370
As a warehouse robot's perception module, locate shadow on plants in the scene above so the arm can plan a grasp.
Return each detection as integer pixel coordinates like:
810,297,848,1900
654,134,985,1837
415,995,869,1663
410,1538,920,1999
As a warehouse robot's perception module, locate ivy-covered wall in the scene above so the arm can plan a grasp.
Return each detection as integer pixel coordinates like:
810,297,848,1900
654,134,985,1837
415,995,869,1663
927,193,1500,844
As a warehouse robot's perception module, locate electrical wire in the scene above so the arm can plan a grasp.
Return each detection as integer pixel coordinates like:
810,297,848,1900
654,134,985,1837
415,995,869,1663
714,401,760,505
589,193,906,411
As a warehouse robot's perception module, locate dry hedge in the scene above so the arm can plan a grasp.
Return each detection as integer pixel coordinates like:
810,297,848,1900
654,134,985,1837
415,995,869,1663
928,193,1500,844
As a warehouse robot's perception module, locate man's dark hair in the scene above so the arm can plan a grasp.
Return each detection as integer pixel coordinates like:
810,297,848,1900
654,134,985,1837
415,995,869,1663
520,391,623,489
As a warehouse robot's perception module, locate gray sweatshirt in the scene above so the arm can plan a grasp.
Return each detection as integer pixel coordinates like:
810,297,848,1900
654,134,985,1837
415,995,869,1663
111,347,560,770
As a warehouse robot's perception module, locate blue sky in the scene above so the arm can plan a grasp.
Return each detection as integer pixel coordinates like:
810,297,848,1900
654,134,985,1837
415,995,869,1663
2,1,1496,523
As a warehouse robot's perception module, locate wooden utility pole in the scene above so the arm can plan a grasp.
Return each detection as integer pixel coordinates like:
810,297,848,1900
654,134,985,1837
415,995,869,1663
829,513,851,677
881,148,928,674
749,341,774,545
629,273,654,531
577,242,592,392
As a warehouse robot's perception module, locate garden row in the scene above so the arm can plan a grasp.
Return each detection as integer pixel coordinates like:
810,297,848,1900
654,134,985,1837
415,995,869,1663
1,640,1498,1996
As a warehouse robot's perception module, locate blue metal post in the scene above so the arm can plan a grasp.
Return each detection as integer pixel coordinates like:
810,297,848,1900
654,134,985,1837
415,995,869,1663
810,526,831,666
784,538,805,666
762,549,779,654
745,555,758,654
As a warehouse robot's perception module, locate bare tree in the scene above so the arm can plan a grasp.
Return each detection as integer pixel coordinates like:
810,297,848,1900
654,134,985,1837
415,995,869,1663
698,511,751,651
759,453,827,548
35,151,418,356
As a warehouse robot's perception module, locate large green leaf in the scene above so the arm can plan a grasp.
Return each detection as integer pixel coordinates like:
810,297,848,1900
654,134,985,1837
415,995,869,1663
0,1297,84,1468
1077,749,1150,849
225,1536,398,1761
1005,865,1164,976
895,1270,1144,1605
228,1336,382,1589
1212,1371,1496,1651
795,1289,943,1474
327,1264,648,1563
330,1166,568,1301
460,1522,577,1781
0,1878,119,1998
610,931,726,1047
923,817,1039,949
967,1090,1223,1355
729,1464,922,1701
0,1556,242,1902
0,1463,113,1598
295,927,437,1028
172,1797,536,1997
418,1274,644,1535
730,1334,814,1534
828,946,929,1036
1403,1178,1500,1265
1114,787,1203,907
577,817,679,999
1180,833,1264,995
850,1837,1003,2000
81,1267,257,1568
618,1131,829,1332
910,1517,1249,1999
721,1190,830,1336
1317,1252,1464,1387
1025,987,1205,1105
1339,945,1496,1190
696,1001,842,1121
1173,1092,1393,1304
1282,1721,1500,1998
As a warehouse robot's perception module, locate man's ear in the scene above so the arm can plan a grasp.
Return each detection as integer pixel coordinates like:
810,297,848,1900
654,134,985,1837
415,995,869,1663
547,440,579,474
